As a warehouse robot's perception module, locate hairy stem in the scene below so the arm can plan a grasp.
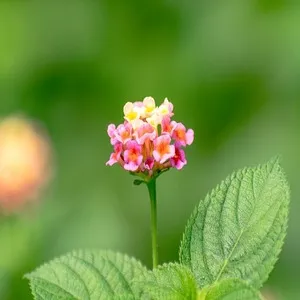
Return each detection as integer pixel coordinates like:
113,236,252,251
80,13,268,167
147,179,158,268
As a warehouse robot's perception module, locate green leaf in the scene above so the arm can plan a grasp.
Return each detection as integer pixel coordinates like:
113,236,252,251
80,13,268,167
180,157,290,289
134,263,198,300
25,250,147,300
198,279,262,300
133,179,144,186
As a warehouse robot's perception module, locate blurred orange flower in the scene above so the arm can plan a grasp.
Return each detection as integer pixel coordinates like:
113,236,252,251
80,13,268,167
0,116,51,213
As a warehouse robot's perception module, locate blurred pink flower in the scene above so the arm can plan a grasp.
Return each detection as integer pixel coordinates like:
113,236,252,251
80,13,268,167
0,116,51,212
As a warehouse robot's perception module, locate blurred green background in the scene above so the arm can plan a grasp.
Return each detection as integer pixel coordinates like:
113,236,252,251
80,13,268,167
0,0,299,299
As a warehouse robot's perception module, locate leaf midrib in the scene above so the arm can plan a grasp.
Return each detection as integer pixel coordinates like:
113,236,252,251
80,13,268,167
214,228,244,283
214,166,276,282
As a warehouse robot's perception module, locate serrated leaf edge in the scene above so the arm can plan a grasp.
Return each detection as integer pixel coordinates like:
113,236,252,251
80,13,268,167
179,157,290,289
25,249,147,300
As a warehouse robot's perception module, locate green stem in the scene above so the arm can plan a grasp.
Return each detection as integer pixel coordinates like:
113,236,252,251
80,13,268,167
146,179,158,269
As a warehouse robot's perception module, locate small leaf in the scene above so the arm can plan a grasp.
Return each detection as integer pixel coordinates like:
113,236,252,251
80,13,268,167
134,263,198,300
180,158,290,289
133,179,144,186
198,278,262,300
25,250,147,300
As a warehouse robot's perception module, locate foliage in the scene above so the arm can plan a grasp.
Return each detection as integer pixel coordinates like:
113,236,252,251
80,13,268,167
133,263,198,299
26,158,290,299
198,279,261,300
25,250,146,299
180,157,289,288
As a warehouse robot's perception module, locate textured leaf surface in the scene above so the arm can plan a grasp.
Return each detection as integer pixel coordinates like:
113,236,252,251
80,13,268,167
198,279,261,300
180,158,290,288
26,250,147,300
134,263,198,300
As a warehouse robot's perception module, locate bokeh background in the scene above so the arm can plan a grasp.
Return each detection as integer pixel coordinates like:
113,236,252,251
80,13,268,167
0,0,299,299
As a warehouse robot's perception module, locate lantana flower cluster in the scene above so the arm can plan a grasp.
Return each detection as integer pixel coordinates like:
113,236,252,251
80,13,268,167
106,97,194,179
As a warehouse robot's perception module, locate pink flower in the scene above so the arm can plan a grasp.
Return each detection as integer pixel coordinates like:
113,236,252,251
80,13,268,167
161,116,177,135
172,123,194,146
153,135,175,164
106,97,194,178
123,141,143,171
144,157,155,170
106,143,123,166
115,122,132,144
135,122,157,145
107,124,118,145
170,143,187,170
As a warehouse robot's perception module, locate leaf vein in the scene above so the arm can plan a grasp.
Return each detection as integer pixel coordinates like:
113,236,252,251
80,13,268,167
58,260,90,299
71,255,115,296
